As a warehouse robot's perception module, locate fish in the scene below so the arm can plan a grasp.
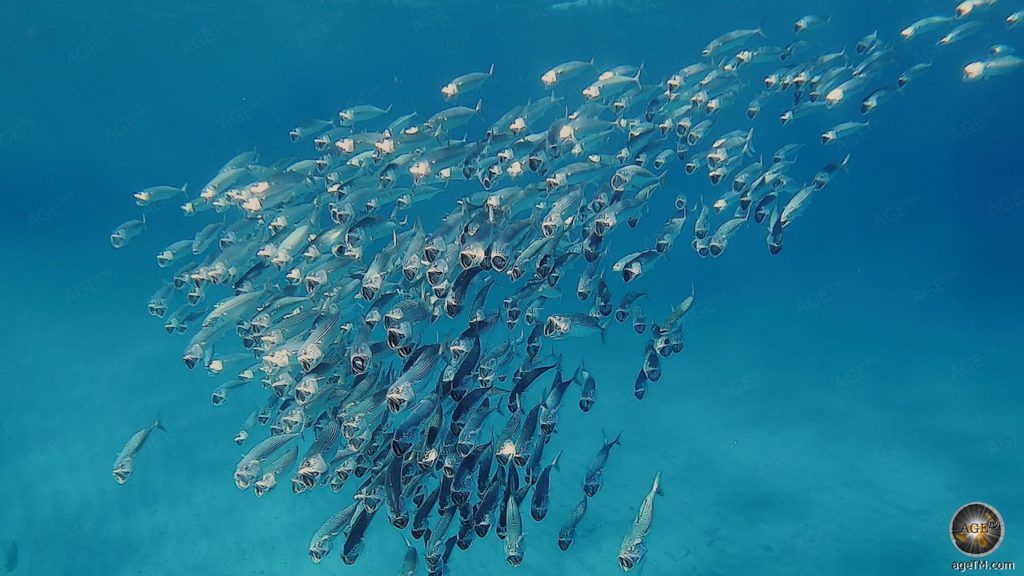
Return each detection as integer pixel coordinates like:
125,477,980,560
794,15,830,33
821,121,870,144
338,104,392,126
898,62,933,89
504,492,525,567
856,30,879,54
400,537,418,575
618,472,663,572
584,430,622,497
938,21,983,46
112,418,165,484
530,451,562,520
442,64,495,101
900,15,954,40
543,313,606,341
253,445,298,497
702,27,765,58
963,55,1024,82
557,494,588,551
134,183,187,206
542,57,596,87
578,361,597,412
110,215,146,248
861,87,893,114
309,502,358,562
956,0,997,19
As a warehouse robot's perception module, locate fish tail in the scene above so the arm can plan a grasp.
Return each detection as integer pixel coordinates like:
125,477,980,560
610,430,623,447
154,417,167,432
487,63,495,77
652,471,663,496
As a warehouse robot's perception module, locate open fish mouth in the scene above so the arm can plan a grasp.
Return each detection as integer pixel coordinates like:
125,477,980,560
387,396,406,414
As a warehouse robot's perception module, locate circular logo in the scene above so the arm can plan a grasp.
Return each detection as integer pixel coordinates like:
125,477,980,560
950,502,1004,557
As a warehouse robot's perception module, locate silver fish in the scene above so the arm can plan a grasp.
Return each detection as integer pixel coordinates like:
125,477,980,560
112,418,165,484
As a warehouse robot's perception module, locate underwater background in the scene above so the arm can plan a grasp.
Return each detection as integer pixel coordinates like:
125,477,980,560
2,0,1023,574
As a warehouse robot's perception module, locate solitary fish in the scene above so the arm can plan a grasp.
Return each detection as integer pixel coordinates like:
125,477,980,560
110,215,146,248
112,418,165,484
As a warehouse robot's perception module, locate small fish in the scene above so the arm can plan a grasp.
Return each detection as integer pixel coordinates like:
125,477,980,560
618,472,663,572
584,430,622,497
578,362,597,412
399,537,418,575
856,30,878,54
504,492,525,567
821,121,869,144
338,104,392,126
110,215,146,248
289,118,333,142
956,0,997,19
133,183,187,206
900,15,953,41
938,21,983,46
898,62,933,89
442,64,495,101
794,15,830,33
541,57,596,87
557,495,588,551
963,55,1024,82
543,313,606,341
530,451,562,521
861,88,893,114
112,418,165,484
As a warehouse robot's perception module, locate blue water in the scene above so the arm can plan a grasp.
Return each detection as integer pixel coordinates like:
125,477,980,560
2,1,1023,574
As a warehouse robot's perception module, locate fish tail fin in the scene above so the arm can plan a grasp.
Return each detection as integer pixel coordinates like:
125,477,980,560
841,154,851,172
633,62,645,85
589,55,596,67
385,104,393,113
154,416,166,432
653,471,663,495
474,99,483,114
181,183,189,198
552,450,563,470
757,19,768,38
599,322,607,345
487,63,495,77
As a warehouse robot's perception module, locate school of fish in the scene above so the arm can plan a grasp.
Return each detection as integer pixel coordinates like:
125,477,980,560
110,5,1021,573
